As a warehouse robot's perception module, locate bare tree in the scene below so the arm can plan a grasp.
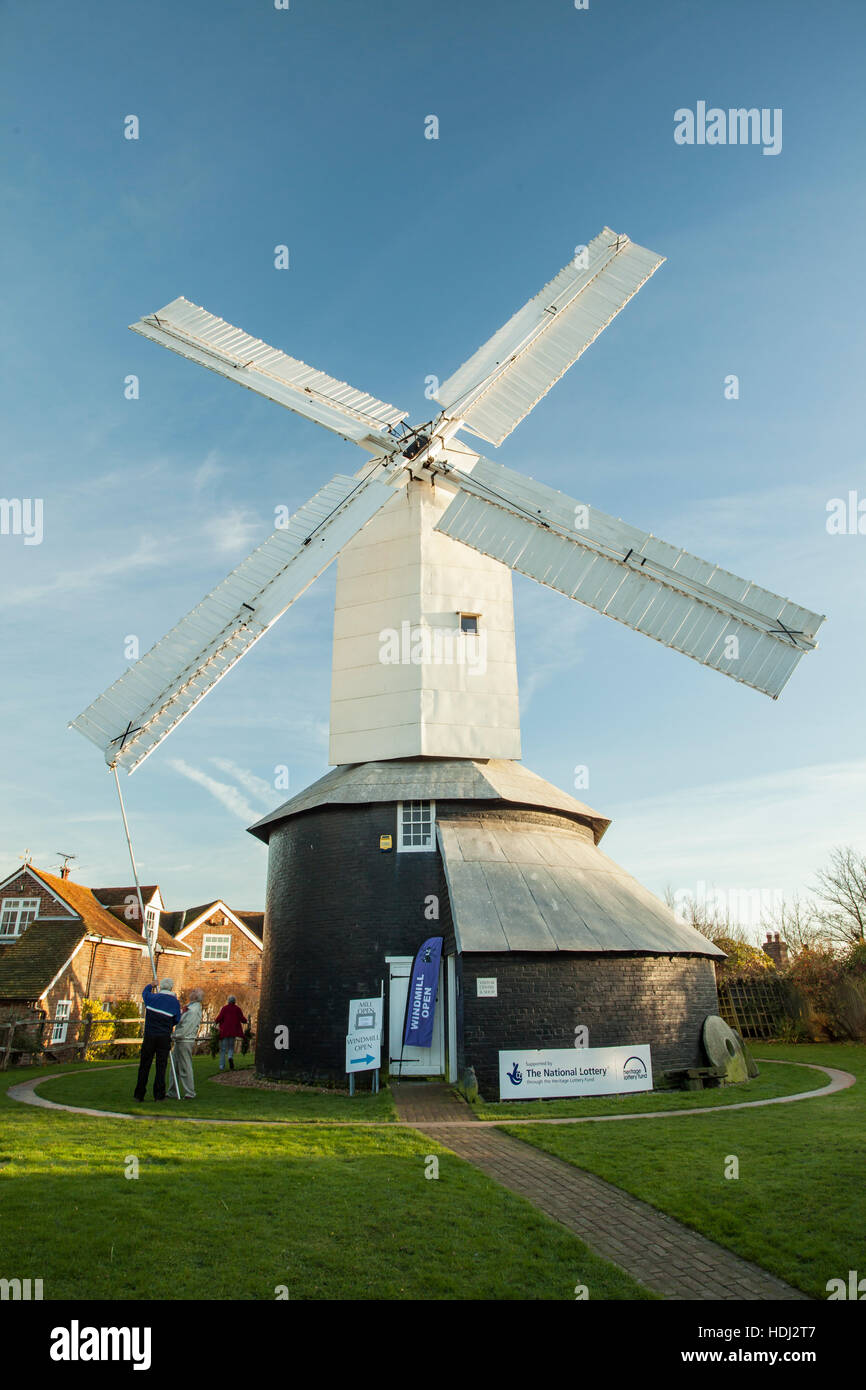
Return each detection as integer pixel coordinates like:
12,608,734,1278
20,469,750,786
663,886,751,946
760,893,828,953
812,847,866,946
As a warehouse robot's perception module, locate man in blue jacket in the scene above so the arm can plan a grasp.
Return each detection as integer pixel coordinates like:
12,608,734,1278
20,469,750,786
134,979,182,1102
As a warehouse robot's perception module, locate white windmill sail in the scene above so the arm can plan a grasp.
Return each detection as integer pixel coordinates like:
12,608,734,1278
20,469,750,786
435,455,824,699
70,467,402,773
131,298,408,453
434,228,664,446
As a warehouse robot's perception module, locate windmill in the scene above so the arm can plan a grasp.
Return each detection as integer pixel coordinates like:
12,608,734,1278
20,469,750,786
70,228,825,1092
71,226,822,774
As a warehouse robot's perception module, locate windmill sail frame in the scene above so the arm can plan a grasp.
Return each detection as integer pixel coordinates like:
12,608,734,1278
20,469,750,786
71,226,824,777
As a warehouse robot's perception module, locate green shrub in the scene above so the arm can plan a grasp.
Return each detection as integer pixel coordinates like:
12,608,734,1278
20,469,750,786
107,999,142,1059
80,999,115,1061
780,946,866,1041
713,935,775,978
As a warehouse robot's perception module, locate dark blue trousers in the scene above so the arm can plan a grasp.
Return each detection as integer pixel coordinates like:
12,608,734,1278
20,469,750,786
134,1034,172,1100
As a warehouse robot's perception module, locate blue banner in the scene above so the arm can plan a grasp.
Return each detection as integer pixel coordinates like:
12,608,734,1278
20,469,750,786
403,937,443,1049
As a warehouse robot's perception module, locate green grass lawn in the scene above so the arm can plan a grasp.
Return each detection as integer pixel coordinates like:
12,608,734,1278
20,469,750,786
0,1065,652,1300
472,1056,826,1119
499,1043,863,1299
32,1057,396,1123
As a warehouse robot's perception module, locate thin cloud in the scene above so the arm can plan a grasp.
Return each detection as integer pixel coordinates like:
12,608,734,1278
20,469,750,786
210,757,275,807
202,508,264,557
194,451,224,492
606,758,866,913
168,758,258,822
0,538,164,608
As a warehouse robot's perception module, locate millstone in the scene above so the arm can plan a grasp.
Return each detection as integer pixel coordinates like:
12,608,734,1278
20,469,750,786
703,1014,749,1084
732,1028,760,1078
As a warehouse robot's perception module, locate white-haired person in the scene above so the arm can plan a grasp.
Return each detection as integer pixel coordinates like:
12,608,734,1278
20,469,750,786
134,978,181,1102
168,987,204,1100
215,994,248,1071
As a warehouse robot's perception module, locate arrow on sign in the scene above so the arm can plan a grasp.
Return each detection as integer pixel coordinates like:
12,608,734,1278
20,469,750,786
350,1054,375,1066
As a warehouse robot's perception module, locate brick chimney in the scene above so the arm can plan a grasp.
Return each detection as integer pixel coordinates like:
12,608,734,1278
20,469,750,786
763,931,788,969
60,863,71,880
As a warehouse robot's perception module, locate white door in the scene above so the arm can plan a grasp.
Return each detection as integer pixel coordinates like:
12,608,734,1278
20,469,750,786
387,957,444,1077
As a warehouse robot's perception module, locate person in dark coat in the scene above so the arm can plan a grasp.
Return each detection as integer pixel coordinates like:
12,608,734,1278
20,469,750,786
134,979,181,1101
215,995,247,1071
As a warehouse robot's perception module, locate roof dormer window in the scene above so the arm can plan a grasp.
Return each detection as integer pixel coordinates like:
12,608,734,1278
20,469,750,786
0,897,40,939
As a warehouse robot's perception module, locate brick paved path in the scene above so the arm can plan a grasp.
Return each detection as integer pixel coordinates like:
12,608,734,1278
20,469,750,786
391,1081,810,1301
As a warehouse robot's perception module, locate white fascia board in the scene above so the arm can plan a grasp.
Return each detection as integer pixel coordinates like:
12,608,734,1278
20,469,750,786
37,938,90,1002
1,867,78,917
174,901,263,951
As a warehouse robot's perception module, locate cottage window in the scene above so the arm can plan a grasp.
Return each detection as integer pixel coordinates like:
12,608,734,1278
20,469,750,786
397,800,436,852
144,905,159,952
0,897,40,938
51,1000,71,1044
202,934,231,961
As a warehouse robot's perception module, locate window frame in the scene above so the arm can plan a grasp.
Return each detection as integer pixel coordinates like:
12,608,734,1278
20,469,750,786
202,933,232,962
144,905,160,952
51,1000,72,1044
0,897,41,938
396,800,436,853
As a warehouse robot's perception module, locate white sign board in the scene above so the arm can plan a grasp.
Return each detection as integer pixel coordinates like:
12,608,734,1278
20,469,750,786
476,977,498,997
498,1045,653,1100
345,996,383,1073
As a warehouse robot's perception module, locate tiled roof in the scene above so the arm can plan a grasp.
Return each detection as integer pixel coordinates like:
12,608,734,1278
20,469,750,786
92,885,161,907
29,869,146,944
0,920,85,1000
161,903,264,940
236,912,264,939
159,909,189,937
26,869,188,959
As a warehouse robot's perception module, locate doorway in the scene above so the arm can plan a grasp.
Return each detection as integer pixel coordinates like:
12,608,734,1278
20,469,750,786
386,956,445,1077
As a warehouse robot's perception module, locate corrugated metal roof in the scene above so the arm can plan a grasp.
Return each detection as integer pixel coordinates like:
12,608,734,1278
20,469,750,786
435,229,664,445
436,455,824,700
70,470,400,773
131,298,407,452
247,758,609,842
438,816,725,957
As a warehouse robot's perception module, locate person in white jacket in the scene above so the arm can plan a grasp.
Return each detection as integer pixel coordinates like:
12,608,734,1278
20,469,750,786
168,988,204,1099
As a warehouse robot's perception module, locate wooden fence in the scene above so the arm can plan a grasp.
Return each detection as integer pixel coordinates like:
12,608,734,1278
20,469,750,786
717,975,789,1039
0,1016,245,1070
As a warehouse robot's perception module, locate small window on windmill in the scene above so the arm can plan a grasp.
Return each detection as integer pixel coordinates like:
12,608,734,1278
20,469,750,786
459,612,480,635
397,800,436,852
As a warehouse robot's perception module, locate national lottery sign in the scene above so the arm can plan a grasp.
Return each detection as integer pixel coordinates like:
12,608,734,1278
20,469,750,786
498,1045,653,1100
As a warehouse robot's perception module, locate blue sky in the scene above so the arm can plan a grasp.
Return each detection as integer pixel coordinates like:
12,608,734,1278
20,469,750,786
2,0,865,926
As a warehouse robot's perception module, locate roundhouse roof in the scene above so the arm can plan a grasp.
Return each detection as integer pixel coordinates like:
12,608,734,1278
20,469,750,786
247,759,610,843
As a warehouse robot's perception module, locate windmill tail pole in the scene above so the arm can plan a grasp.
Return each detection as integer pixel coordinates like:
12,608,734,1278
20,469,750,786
112,765,181,1097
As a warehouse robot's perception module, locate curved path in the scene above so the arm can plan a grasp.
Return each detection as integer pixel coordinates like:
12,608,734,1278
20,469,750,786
8,1061,854,1301
6,1058,855,1128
